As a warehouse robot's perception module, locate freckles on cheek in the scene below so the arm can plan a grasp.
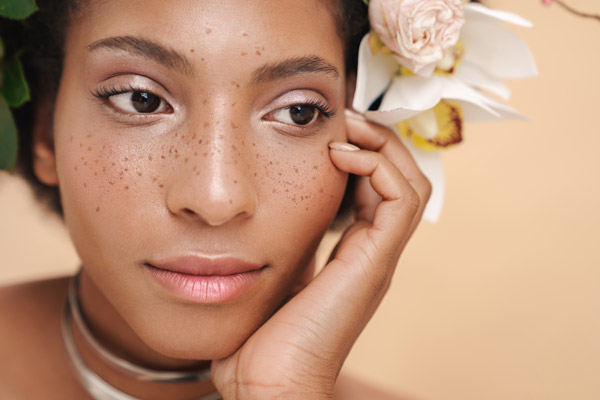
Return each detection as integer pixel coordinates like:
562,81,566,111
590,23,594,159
64,127,240,215
62,137,157,216
261,146,346,218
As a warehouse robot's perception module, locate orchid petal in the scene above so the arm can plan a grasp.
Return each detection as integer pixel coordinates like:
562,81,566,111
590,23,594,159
353,34,397,113
438,76,500,117
363,75,444,125
458,94,527,122
397,135,445,223
471,93,528,121
408,109,438,140
380,75,445,112
454,61,512,100
365,75,444,126
461,20,538,80
365,108,429,127
464,3,534,28
398,100,463,151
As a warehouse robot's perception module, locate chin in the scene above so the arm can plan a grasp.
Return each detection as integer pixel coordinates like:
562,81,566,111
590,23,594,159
146,334,246,361
128,298,275,362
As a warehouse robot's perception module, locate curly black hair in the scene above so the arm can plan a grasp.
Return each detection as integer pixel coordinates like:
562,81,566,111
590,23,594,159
2,0,369,221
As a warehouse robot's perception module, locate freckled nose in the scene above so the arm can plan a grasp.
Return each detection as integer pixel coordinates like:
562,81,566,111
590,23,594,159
166,135,257,226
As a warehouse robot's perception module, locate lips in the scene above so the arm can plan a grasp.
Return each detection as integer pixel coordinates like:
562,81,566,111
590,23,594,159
143,256,265,304
148,256,263,276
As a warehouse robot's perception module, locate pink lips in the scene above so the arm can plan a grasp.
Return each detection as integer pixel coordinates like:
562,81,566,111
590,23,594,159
144,256,265,304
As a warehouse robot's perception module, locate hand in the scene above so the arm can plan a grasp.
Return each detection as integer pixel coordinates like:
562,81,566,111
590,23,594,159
211,110,432,399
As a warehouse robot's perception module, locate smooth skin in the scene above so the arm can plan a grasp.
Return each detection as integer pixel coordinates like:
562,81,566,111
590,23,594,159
0,0,430,399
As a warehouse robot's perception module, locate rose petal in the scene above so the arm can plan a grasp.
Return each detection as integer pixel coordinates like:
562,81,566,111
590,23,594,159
414,62,438,78
369,0,465,77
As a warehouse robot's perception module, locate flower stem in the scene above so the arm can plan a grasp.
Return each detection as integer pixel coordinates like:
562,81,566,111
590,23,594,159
553,0,600,22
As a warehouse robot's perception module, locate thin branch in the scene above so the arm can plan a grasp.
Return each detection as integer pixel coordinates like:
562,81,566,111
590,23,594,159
553,0,600,22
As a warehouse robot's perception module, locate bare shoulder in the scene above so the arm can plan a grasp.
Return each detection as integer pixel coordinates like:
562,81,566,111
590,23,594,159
0,276,70,333
0,276,79,398
335,372,410,400
0,275,71,358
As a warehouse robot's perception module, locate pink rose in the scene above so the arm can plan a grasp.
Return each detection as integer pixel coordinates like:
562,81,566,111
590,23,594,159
369,0,465,76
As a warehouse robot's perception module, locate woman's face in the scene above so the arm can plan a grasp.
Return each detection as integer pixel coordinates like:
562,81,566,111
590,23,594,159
48,0,348,359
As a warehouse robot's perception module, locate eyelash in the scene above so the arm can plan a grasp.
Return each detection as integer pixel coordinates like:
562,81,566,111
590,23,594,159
93,84,139,101
91,84,172,114
92,85,336,128
297,99,336,119
266,99,336,132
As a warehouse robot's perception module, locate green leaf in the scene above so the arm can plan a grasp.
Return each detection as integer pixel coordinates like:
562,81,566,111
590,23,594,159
0,97,18,171
0,57,30,107
0,0,37,19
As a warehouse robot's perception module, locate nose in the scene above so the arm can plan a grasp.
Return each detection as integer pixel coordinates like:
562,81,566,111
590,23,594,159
166,126,257,226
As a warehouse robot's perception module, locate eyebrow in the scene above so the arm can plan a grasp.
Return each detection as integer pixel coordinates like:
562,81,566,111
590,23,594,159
88,36,193,76
251,56,340,84
88,37,339,84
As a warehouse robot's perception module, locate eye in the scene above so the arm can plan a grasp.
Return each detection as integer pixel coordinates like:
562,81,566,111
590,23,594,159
108,91,170,114
268,99,335,128
272,105,319,126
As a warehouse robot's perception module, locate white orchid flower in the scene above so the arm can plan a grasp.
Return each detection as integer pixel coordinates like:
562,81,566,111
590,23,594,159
353,2,537,222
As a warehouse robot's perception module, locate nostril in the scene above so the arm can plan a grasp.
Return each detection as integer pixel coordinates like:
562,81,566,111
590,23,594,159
181,208,197,218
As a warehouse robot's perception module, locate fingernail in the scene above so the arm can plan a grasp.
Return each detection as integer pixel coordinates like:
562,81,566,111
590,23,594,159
344,109,366,121
328,142,360,152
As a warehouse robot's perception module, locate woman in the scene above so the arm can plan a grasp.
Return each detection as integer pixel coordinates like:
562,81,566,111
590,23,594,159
0,0,430,398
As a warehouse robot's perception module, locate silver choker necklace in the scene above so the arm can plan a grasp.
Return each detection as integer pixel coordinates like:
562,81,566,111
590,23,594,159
61,269,222,400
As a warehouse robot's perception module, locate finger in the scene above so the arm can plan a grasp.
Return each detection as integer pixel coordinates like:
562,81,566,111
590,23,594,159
345,110,431,234
354,176,380,222
328,143,420,251
345,110,431,208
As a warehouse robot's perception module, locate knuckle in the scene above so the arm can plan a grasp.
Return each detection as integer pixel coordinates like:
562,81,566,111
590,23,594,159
407,173,431,205
354,242,391,296
401,187,421,214
358,258,390,298
359,151,384,172
371,270,392,295
421,174,433,201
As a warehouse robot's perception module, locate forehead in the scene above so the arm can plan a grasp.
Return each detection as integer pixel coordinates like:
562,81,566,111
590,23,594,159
69,0,345,73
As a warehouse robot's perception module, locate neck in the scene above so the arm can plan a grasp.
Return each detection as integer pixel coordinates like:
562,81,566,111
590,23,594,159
72,268,217,399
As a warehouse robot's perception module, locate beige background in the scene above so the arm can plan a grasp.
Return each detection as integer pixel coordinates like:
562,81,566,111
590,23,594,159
1,1,599,399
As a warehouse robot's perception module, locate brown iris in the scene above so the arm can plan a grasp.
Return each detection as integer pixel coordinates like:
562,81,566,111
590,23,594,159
131,92,161,113
289,105,317,125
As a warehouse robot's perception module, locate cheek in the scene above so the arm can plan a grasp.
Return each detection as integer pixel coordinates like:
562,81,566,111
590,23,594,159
255,141,347,266
254,120,348,223
55,128,163,260
270,148,345,216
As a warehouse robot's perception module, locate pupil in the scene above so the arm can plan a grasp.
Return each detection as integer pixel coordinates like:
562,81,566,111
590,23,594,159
290,105,316,125
131,92,160,113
